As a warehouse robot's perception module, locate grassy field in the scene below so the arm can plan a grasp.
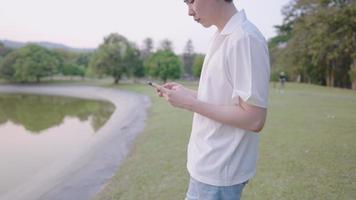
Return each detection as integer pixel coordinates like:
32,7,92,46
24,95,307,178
95,82,356,200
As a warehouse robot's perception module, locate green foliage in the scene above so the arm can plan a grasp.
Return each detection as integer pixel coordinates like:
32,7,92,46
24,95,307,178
89,33,142,84
0,57,3,69
76,53,91,67
192,54,204,78
269,0,356,88
0,51,18,81
144,50,182,82
270,70,281,82
127,46,145,79
62,63,85,77
0,42,13,57
53,49,88,78
0,44,60,82
349,68,356,81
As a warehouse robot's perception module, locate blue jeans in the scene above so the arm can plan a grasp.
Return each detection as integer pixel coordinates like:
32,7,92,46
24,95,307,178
185,177,248,200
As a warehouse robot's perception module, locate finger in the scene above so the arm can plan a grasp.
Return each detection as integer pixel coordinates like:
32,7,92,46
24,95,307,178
151,82,161,90
153,83,170,94
171,85,179,90
154,86,165,98
162,82,178,89
163,93,170,101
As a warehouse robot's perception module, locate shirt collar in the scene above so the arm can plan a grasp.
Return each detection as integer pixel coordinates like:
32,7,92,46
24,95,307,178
220,10,247,35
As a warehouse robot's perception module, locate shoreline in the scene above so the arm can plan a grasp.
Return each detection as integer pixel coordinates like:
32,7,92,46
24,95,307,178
0,84,150,200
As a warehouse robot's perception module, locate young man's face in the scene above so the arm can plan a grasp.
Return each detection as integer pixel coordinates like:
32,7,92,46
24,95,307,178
184,0,218,28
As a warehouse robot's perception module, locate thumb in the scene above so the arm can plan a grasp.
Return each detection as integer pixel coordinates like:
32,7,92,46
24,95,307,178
152,83,169,94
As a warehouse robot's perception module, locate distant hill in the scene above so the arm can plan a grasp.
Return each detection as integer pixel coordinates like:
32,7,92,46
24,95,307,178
0,39,95,53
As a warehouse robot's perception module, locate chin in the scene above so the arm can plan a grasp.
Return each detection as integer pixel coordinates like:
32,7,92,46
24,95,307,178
202,23,212,28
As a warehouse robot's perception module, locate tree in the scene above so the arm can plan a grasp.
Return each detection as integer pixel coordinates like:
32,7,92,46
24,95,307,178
144,50,182,82
89,33,138,84
0,57,3,69
0,44,60,83
0,42,5,57
349,54,356,89
53,49,80,78
159,39,173,51
182,39,195,76
0,51,19,81
269,0,356,88
141,37,154,60
76,53,91,67
192,54,205,78
0,42,13,57
62,63,85,79
121,42,145,80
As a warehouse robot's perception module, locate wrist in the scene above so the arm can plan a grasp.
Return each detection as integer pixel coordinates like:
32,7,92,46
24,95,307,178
187,98,199,112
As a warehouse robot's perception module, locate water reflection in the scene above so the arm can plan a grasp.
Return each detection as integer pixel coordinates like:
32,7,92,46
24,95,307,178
0,94,115,133
0,93,116,197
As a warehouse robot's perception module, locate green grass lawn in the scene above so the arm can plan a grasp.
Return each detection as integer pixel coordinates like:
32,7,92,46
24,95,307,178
95,82,356,200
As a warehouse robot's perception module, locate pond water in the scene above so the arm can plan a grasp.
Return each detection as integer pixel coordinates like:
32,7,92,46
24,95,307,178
0,93,115,196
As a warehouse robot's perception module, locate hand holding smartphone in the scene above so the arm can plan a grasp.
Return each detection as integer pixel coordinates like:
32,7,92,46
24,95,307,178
147,81,159,89
147,81,166,97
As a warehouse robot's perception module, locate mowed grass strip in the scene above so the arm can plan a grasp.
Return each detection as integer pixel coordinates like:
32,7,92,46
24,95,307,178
95,82,356,200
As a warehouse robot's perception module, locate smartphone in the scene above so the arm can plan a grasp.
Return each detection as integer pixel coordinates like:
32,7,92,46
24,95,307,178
147,81,165,94
147,81,159,89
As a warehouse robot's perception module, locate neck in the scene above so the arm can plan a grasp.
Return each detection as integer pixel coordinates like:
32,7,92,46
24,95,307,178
214,3,237,32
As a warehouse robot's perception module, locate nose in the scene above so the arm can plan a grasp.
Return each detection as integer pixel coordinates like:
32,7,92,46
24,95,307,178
188,5,195,16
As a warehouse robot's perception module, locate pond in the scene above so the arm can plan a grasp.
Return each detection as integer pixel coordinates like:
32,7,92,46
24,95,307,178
0,93,115,197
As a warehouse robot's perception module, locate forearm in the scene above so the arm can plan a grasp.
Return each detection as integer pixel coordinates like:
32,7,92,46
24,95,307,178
156,84,265,132
187,88,198,98
189,99,266,132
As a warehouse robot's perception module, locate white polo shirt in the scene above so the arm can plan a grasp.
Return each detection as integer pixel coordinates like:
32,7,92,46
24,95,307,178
187,10,270,186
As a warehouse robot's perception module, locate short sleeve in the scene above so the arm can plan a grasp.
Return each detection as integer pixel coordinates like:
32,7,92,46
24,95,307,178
227,34,270,108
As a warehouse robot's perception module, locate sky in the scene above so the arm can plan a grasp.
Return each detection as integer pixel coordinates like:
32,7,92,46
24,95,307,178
0,0,291,54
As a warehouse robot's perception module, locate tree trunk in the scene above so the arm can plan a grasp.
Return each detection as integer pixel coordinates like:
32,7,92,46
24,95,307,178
326,62,335,87
331,61,336,87
351,59,356,90
326,69,331,86
331,69,335,87
114,75,121,84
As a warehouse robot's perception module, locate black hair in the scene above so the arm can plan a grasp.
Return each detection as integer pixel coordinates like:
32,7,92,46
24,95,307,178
225,0,233,2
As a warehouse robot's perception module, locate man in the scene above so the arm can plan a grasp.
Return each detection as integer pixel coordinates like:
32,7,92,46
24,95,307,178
279,71,286,93
155,0,270,199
